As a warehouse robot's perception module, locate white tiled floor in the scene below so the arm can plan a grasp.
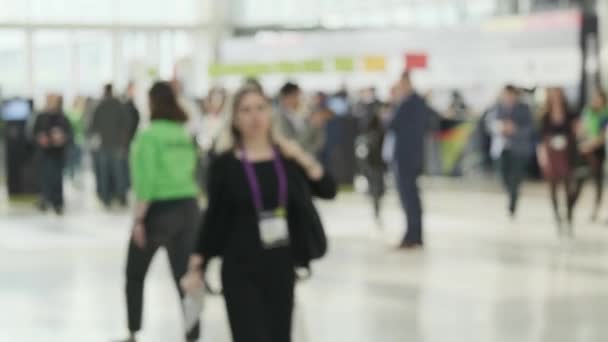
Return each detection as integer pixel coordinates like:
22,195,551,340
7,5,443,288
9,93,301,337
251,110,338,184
3,179,608,342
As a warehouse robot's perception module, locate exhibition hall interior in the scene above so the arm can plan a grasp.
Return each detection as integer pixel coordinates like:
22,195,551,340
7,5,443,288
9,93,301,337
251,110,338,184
2,0,608,341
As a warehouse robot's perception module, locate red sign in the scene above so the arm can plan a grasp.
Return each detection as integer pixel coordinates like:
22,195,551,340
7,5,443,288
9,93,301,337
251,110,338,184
405,53,428,70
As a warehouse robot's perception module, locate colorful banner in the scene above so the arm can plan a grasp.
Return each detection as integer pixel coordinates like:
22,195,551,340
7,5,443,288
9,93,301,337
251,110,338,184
363,56,386,72
209,59,325,77
437,122,475,175
405,53,428,70
334,57,355,72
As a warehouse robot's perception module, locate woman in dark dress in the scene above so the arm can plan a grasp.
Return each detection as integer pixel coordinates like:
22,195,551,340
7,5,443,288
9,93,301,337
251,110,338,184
182,86,337,342
538,88,578,236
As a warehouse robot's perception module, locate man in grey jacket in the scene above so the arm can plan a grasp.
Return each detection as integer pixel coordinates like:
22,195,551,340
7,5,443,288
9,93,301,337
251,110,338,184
486,85,535,217
275,82,325,155
89,84,132,208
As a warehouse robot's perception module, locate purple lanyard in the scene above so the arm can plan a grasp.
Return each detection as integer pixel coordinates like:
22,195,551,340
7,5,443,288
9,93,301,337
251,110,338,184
241,148,288,212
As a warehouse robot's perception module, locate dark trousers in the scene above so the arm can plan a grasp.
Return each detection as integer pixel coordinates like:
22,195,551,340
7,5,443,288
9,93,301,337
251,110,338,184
39,153,64,208
394,164,423,244
574,149,606,219
94,148,128,206
549,179,578,224
222,260,295,342
125,198,200,340
362,164,385,219
498,150,528,214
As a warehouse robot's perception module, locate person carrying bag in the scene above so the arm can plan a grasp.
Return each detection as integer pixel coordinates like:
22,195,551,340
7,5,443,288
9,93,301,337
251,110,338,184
181,86,336,342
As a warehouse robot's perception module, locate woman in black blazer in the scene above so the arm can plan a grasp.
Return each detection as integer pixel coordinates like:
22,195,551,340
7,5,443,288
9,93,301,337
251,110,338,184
182,85,336,342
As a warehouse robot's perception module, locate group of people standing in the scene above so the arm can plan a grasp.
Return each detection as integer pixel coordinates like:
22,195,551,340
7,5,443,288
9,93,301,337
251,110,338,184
88,83,140,208
33,82,140,214
486,84,608,236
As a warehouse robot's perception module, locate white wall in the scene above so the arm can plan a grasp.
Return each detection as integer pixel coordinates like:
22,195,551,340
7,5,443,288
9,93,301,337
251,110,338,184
214,10,583,111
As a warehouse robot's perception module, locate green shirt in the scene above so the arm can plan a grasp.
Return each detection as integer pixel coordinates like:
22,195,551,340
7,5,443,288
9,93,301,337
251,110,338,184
65,109,84,144
583,107,608,139
130,120,198,201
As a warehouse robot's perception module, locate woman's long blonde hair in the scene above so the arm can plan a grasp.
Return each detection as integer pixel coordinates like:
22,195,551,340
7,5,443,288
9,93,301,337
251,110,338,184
214,85,285,154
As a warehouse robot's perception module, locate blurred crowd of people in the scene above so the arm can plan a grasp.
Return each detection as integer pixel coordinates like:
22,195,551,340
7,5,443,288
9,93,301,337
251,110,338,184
9,70,608,342
27,74,608,237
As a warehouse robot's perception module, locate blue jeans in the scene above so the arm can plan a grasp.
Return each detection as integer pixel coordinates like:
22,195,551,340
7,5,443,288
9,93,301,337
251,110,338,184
93,148,128,206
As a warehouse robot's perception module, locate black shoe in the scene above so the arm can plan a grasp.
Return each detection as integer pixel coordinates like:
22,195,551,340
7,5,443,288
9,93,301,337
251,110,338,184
37,200,48,212
118,197,129,208
397,241,423,250
53,205,64,216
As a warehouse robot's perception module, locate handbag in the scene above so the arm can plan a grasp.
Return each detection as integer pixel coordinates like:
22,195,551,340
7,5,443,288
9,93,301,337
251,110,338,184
289,175,329,280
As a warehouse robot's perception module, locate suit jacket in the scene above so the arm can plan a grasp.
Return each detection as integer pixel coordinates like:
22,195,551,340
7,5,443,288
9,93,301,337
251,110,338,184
388,93,432,175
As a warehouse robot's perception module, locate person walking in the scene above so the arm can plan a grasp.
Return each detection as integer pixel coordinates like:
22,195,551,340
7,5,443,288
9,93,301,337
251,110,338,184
577,88,608,221
537,88,578,236
89,84,132,208
276,82,304,143
486,85,535,218
182,86,336,342
64,96,86,185
33,94,72,215
123,82,141,190
387,71,432,249
355,88,386,225
120,82,201,342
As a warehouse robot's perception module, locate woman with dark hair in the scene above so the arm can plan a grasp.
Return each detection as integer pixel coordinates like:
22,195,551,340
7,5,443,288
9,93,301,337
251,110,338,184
577,88,608,221
538,88,578,235
181,86,337,342
120,81,200,342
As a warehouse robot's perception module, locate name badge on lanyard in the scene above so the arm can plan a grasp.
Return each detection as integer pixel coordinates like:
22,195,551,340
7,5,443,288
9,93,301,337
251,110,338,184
242,148,289,250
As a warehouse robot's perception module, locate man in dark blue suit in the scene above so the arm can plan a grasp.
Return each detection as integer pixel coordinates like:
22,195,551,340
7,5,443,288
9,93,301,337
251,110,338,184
387,71,434,249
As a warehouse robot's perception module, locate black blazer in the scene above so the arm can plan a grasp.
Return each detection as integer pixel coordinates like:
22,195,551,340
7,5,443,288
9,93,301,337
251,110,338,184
196,151,337,267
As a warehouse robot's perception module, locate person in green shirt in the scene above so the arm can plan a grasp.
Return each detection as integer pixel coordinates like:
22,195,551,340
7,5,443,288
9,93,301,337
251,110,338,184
120,81,200,342
577,89,608,221
64,96,86,182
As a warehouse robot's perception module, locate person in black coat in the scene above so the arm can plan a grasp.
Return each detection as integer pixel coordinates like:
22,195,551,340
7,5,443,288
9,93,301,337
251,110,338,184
355,87,387,224
33,94,72,214
123,82,141,189
181,86,337,342
387,71,434,249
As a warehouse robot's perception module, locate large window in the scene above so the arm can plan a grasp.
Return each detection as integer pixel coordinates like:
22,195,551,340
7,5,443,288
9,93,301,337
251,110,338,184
32,30,71,101
74,31,113,96
0,0,29,23
232,0,503,28
0,30,27,96
29,0,114,24
117,0,203,25
0,0,206,26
